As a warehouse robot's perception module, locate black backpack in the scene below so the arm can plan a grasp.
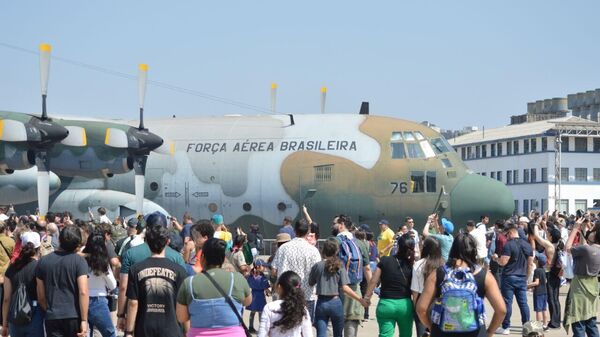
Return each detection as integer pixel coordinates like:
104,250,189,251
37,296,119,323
9,283,32,325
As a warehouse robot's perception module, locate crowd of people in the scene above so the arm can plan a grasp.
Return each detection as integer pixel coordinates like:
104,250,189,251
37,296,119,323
0,205,596,337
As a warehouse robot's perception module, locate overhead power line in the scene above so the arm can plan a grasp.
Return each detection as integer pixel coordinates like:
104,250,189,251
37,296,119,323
0,42,273,114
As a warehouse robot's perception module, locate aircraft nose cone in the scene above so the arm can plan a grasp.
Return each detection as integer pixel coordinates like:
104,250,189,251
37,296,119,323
450,174,513,225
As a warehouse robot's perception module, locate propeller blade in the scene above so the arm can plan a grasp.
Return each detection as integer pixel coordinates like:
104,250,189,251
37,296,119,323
39,43,51,120
104,128,129,148
154,140,175,156
138,64,148,130
135,174,145,216
34,152,50,219
61,126,87,147
270,83,277,113
320,87,327,114
0,120,28,142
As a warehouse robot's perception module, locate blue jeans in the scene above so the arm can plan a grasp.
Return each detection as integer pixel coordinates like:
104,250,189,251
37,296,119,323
315,296,344,337
306,300,316,325
88,297,116,337
9,305,44,337
501,275,530,329
572,317,599,337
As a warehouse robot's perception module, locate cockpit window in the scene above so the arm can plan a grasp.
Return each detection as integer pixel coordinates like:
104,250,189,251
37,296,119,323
420,140,436,158
403,132,415,141
426,171,436,192
391,143,406,159
441,158,452,168
410,171,424,193
431,138,450,154
407,143,424,158
414,131,425,140
391,132,403,141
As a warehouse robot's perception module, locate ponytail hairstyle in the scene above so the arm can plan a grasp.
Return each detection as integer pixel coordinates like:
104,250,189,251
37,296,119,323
322,238,342,274
12,242,38,271
82,227,110,275
395,233,416,265
273,271,306,331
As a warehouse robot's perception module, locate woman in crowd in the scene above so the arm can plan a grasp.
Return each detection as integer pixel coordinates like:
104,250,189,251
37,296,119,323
309,239,367,337
416,233,506,337
258,270,312,337
176,238,252,337
1,232,43,337
82,228,117,337
364,233,415,337
230,234,250,276
411,237,444,337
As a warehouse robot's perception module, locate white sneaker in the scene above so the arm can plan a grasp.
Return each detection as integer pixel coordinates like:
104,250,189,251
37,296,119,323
495,327,510,335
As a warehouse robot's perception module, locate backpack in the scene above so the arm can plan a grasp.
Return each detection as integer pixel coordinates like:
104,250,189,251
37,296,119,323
9,283,32,325
550,250,564,277
431,265,485,333
39,234,54,257
338,236,363,285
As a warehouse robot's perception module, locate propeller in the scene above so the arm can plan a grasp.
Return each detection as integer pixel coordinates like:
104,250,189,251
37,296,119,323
104,64,168,216
320,87,327,114
270,83,277,113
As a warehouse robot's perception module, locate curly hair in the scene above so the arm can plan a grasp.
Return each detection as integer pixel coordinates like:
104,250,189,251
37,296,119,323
273,271,306,331
322,239,342,274
82,227,110,275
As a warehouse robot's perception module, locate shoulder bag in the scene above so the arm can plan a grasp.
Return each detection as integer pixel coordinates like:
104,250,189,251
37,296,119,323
202,271,251,337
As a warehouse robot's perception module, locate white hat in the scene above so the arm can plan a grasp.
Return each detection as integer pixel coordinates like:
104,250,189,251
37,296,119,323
519,216,530,223
21,232,41,249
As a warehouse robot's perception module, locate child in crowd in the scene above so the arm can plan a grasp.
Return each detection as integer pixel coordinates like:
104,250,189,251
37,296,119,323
528,253,549,330
247,259,271,333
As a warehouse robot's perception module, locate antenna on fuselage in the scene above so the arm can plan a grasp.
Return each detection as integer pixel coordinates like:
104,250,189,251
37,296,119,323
270,83,277,113
320,87,327,114
359,102,369,115
288,114,295,126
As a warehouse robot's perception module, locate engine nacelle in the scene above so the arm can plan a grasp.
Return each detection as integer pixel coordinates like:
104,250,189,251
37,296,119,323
47,147,133,178
0,167,61,204
0,144,33,174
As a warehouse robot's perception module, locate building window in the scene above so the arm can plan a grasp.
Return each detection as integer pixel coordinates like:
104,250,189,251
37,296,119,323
524,139,530,153
524,169,530,183
575,137,588,152
490,171,495,179
561,137,569,152
542,137,547,151
497,142,503,156
507,141,512,155
575,199,587,212
541,168,548,182
531,199,538,211
491,143,496,157
314,165,333,182
594,139,600,153
507,170,512,185
541,199,547,213
594,168,600,182
481,145,487,158
475,145,481,159
497,171,502,181
575,168,588,182
523,199,530,214
513,170,519,184
530,168,537,183
513,140,519,154
514,200,519,214
461,147,466,160
426,171,436,193
467,147,473,159
594,199,600,208
531,138,537,152
558,199,569,214
410,171,424,193
481,172,487,176
560,167,569,182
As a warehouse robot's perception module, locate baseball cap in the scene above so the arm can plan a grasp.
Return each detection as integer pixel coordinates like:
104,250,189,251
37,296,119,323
359,224,372,233
275,233,291,243
441,218,454,234
522,321,544,336
21,231,41,249
535,252,547,267
212,214,224,225
519,216,530,223
127,218,139,228
378,219,389,226
254,259,267,267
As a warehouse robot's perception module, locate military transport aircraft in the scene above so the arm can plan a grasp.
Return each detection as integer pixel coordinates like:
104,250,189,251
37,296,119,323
0,44,514,237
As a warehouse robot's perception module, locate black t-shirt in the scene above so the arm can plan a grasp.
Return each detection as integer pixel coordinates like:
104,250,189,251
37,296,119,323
533,268,547,295
501,238,533,277
106,240,118,261
377,256,412,299
35,251,88,320
126,257,186,337
5,260,39,301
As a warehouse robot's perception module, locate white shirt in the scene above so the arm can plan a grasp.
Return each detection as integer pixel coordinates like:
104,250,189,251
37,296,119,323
129,234,144,248
411,258,426,294
99,215,112,225
88,267,117,297
0,214,8,222
409,228,420,257
258,300,313,337
472,223,488,260
272,238,321,301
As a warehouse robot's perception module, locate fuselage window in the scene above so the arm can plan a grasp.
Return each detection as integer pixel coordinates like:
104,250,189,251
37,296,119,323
407,143,425,158
441,158,452,168
314,165,333,182
391,143,406,159
410,171,424,193
426,171,436,192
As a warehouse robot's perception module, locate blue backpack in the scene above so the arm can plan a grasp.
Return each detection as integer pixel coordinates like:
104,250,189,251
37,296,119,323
431,265,485,333
338,236,363,285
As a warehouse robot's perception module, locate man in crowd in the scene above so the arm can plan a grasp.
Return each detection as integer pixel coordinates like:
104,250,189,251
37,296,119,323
422,214,454,261
472,215,490,265
405,216,420,259
272,219,321,322
115,218,141,259
490,220,507,286
376,219,395,257
125,222,187,337
278,215,295,239
36,225,89,337
495,221,533,335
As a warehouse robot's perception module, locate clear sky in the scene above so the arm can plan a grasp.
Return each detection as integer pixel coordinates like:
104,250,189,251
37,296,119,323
1,1,599,130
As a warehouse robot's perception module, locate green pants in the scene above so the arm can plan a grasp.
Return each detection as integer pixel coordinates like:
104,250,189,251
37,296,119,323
376,298,413,337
